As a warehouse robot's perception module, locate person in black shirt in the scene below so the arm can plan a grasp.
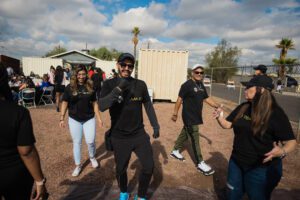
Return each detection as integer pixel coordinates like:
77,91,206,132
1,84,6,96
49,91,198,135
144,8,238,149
253,64,267,76
91,67,103,99
54,65,66,112
170,64,220,176
99,53,160,200
214,75,297,200
59,65,103,177
0,63,48,200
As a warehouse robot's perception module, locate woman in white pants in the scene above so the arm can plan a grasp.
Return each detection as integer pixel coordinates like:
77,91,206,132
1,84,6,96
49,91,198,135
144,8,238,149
59,65,103,177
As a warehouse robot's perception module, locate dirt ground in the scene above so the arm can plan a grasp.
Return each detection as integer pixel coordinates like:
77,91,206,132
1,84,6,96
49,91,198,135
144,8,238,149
29,98,300,200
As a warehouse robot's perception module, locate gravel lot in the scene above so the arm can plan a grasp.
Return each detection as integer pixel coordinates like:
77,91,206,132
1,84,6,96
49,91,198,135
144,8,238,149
30,98,300,199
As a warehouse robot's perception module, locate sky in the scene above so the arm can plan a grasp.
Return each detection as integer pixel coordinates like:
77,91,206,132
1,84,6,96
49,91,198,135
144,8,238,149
0,0,300,66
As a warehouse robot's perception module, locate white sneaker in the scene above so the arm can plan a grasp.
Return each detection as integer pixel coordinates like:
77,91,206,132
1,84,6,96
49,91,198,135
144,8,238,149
72,165,82,177
170,150,185,161
197,161,215,176
90,158,99,168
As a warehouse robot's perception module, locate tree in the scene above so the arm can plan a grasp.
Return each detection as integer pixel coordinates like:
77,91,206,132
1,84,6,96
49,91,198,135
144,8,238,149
89,47,122,61
131,27,141,77
274,38,297,81
131,27,140,59
205,39,241,83
45,45,67,57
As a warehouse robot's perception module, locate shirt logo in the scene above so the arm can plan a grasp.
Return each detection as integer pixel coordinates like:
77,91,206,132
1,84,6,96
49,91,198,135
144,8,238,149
242,114,251,121
194,87,204,92
130,96,143,101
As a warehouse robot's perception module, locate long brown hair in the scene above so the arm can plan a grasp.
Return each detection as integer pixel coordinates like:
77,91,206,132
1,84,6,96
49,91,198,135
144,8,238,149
233,87,275,136
70,65,93,95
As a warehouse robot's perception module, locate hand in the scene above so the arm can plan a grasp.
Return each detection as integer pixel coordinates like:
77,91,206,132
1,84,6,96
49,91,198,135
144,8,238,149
263,142,284,163
117,78,130,91
59,120,65,128
213,106,224,119
31,185,47,200
153,129,160,139
171,114,177,122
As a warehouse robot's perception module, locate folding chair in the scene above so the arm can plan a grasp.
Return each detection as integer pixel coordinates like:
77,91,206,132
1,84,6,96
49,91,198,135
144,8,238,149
38,86,54,105
20,88,36,108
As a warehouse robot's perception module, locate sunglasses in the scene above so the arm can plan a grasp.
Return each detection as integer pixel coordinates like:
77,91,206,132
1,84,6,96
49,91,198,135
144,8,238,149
194,71,204,75
119,62,134,69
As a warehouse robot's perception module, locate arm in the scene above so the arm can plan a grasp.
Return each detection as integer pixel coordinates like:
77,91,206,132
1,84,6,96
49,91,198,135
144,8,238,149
59,101,68,128
99,87,122,112
171,96,182,122
144,101,160,139
18,145,46,200
213,107,232,129
263,139,297,163
204,97,220,109
93,101,103,127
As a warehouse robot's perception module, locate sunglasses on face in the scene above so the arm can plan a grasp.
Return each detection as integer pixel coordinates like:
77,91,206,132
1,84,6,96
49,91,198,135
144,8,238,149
119,62,134,69
194,71,204,75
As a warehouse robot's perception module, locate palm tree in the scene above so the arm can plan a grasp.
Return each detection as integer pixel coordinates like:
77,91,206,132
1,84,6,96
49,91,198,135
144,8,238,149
131,27,141,59
275,38,296,83
276,38,295,60
132,27,141,78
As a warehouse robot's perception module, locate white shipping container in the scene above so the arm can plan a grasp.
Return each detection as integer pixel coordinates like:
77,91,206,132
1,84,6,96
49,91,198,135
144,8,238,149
22,57,63,76
138,49,188,102
96,60,117,78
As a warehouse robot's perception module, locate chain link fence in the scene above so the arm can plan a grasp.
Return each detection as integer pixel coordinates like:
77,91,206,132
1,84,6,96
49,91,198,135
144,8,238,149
204,64,300,141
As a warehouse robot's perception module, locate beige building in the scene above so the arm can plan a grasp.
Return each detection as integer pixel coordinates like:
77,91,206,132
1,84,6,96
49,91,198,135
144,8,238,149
138,49,188,102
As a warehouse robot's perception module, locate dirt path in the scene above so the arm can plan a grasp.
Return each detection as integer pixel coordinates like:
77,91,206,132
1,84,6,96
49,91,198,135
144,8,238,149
29,100,300,199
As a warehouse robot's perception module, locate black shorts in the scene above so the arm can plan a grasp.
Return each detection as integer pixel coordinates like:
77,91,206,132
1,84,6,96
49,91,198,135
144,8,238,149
55,84,65,93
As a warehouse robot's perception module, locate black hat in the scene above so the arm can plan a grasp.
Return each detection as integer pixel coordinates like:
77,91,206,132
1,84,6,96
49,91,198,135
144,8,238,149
241,75,274,91
253,64,267,73
117,53,135,64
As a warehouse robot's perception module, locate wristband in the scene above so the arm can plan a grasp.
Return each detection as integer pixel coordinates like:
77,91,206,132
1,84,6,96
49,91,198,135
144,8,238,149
36,178,46,186
280,147,287,159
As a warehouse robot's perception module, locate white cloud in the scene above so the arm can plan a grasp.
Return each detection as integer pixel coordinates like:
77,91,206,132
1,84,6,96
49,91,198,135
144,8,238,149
111,3,168,36
0,0,299,68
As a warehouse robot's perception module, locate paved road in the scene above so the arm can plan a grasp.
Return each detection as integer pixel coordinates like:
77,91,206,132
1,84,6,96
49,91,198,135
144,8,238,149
207,84,300,122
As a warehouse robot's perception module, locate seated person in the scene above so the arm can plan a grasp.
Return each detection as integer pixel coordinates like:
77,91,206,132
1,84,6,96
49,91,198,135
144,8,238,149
39,74,50,91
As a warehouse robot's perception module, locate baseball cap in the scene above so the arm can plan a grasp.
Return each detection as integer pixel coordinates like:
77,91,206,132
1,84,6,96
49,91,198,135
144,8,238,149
117,53,135,64
241,75,274,91
192,64,204,71
253,64,267,73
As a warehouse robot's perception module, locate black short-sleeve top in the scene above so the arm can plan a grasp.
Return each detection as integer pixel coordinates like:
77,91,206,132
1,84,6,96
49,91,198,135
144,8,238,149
0,100,35,169
226,102,295,167
62,84,96,122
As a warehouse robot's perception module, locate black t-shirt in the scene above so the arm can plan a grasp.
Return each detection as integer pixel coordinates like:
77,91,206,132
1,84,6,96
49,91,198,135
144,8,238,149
62,84,96,122
179,79,209,126
0,100,35,169
100,77,151,138
226,102,295,167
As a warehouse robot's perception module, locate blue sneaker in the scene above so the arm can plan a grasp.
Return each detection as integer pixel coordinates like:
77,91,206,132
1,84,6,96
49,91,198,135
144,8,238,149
119,192,129,200
134,195,146,200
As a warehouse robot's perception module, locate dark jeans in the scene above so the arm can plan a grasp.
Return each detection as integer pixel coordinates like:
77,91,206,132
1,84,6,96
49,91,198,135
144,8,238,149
173,125,203,163
227,158,282,200
111,133,154,198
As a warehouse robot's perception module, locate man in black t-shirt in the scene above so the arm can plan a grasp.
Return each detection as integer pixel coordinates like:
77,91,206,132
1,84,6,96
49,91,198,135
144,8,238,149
99,53,160,200
170,64,220,176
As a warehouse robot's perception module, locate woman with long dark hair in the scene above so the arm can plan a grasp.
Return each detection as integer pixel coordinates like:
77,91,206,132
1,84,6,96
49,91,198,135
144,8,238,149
54,65,66,112
0,62,48,200
59,65,103,177
214,75,297,200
